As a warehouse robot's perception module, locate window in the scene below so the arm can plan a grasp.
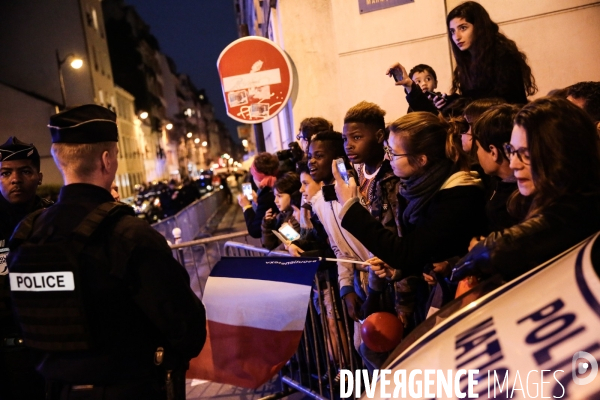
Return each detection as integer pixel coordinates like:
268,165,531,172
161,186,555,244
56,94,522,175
92,8,99,31
92,46,98,71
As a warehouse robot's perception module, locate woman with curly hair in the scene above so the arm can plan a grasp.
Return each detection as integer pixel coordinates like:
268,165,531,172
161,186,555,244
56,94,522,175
435,2,537,109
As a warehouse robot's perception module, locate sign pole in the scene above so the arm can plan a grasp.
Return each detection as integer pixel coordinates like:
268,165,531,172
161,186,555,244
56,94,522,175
253,124,266,153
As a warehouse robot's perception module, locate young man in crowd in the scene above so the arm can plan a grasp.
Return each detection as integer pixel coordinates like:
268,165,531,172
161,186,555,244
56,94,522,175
341,102,399,313
306,131,371,326
0,137,50,399
343,101,423,371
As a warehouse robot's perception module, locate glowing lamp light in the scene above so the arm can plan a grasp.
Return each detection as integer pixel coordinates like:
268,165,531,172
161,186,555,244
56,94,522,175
166,123,173,130
70,58,83,69
194,138,200,144
139,111,149,120
202,141,207,147
186,132,193,138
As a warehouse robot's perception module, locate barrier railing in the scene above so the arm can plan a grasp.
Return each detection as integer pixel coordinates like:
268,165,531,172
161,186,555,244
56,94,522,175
170,235,361,399
152,189,226,244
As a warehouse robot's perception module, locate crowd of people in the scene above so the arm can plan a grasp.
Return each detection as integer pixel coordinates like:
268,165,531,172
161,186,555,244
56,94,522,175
1,1,600,399
234,0,600,378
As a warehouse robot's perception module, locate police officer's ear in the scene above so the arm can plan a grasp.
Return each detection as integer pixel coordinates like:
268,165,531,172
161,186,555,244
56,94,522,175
37,172,43,185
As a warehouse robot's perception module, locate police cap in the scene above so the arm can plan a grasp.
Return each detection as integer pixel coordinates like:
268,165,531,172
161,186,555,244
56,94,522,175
0,136,40,164
48,104,118,144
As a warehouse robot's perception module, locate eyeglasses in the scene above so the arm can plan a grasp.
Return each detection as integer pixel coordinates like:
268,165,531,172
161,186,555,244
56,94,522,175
503,143,530,165
296,133,305,141
384,145,410,160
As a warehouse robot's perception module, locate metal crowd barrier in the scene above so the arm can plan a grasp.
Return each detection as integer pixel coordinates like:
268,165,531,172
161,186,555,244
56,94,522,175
170,234,362,399
152,189,226,244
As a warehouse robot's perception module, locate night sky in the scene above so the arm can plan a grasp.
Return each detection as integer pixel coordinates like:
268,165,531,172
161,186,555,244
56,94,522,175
124,0,240,142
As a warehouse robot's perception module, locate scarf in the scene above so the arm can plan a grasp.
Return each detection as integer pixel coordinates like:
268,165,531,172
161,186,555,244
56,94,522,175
400,159,454,227
251,164,277,189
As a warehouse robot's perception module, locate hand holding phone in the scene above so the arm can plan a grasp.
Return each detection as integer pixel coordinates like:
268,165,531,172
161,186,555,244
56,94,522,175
242,183,253,201
386,63,409,86
278,222,301,242
335,158,349,185
390,67,403,82
425,91,443,98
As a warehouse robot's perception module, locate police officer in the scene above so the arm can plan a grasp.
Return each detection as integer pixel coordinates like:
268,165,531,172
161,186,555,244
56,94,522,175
8,105,206,399
0,137,49,399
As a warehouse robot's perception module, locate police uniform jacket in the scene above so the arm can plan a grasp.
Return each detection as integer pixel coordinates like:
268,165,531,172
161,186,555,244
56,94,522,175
11,183,206,384
0,194,52,337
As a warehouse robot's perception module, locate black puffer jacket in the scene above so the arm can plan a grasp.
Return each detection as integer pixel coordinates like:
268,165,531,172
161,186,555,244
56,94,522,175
452,193,600,282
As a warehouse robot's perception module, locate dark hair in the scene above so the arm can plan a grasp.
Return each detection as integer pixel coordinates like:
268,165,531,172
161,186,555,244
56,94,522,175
512,97,600,218
463,98,505,123
473,104,520,160
408,64,438,82
441,97,474,120
447,2,537,98
309,131,347,160
296,160,309,175
389,112,468,172
547,87,569,98
253,152,279,176
299,117,333,141
447,115,469,160
288,141,305,162
343,101,386,131
274,172,301,195
567,81,600,123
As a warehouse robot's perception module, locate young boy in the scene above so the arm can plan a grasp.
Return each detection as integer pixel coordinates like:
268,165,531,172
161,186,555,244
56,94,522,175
342,102,399,309
409,64,438,94
387,63,442,114
306,132,371,323
343,102,410,371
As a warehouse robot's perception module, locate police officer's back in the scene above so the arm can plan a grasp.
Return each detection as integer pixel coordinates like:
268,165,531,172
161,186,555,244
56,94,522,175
8,105,206,399
0,137,49,399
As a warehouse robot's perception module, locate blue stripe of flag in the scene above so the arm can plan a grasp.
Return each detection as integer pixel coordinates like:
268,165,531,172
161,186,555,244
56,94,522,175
210,257,320,286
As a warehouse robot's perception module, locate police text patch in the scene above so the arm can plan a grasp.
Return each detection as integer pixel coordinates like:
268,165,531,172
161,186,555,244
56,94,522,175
10,272,75,291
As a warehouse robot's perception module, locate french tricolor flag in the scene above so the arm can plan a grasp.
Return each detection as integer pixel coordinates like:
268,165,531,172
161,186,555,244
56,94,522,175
187,256,320,388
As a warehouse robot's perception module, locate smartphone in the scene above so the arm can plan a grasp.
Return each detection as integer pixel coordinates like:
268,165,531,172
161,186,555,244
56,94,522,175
279,222,301,242
242,182,253,200
390,67,403,82
335,158,349,184
322,184,337,202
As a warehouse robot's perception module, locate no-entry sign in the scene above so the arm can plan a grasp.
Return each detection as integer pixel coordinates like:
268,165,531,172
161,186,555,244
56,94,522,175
217,36,293,124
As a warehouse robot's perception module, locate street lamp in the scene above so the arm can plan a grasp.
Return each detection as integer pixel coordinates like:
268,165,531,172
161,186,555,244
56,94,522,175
201,141,207,147
56,49,83,109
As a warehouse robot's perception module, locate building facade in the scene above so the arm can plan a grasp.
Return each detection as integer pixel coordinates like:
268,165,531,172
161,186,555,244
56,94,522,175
0,0,118,185
235,0,600,152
